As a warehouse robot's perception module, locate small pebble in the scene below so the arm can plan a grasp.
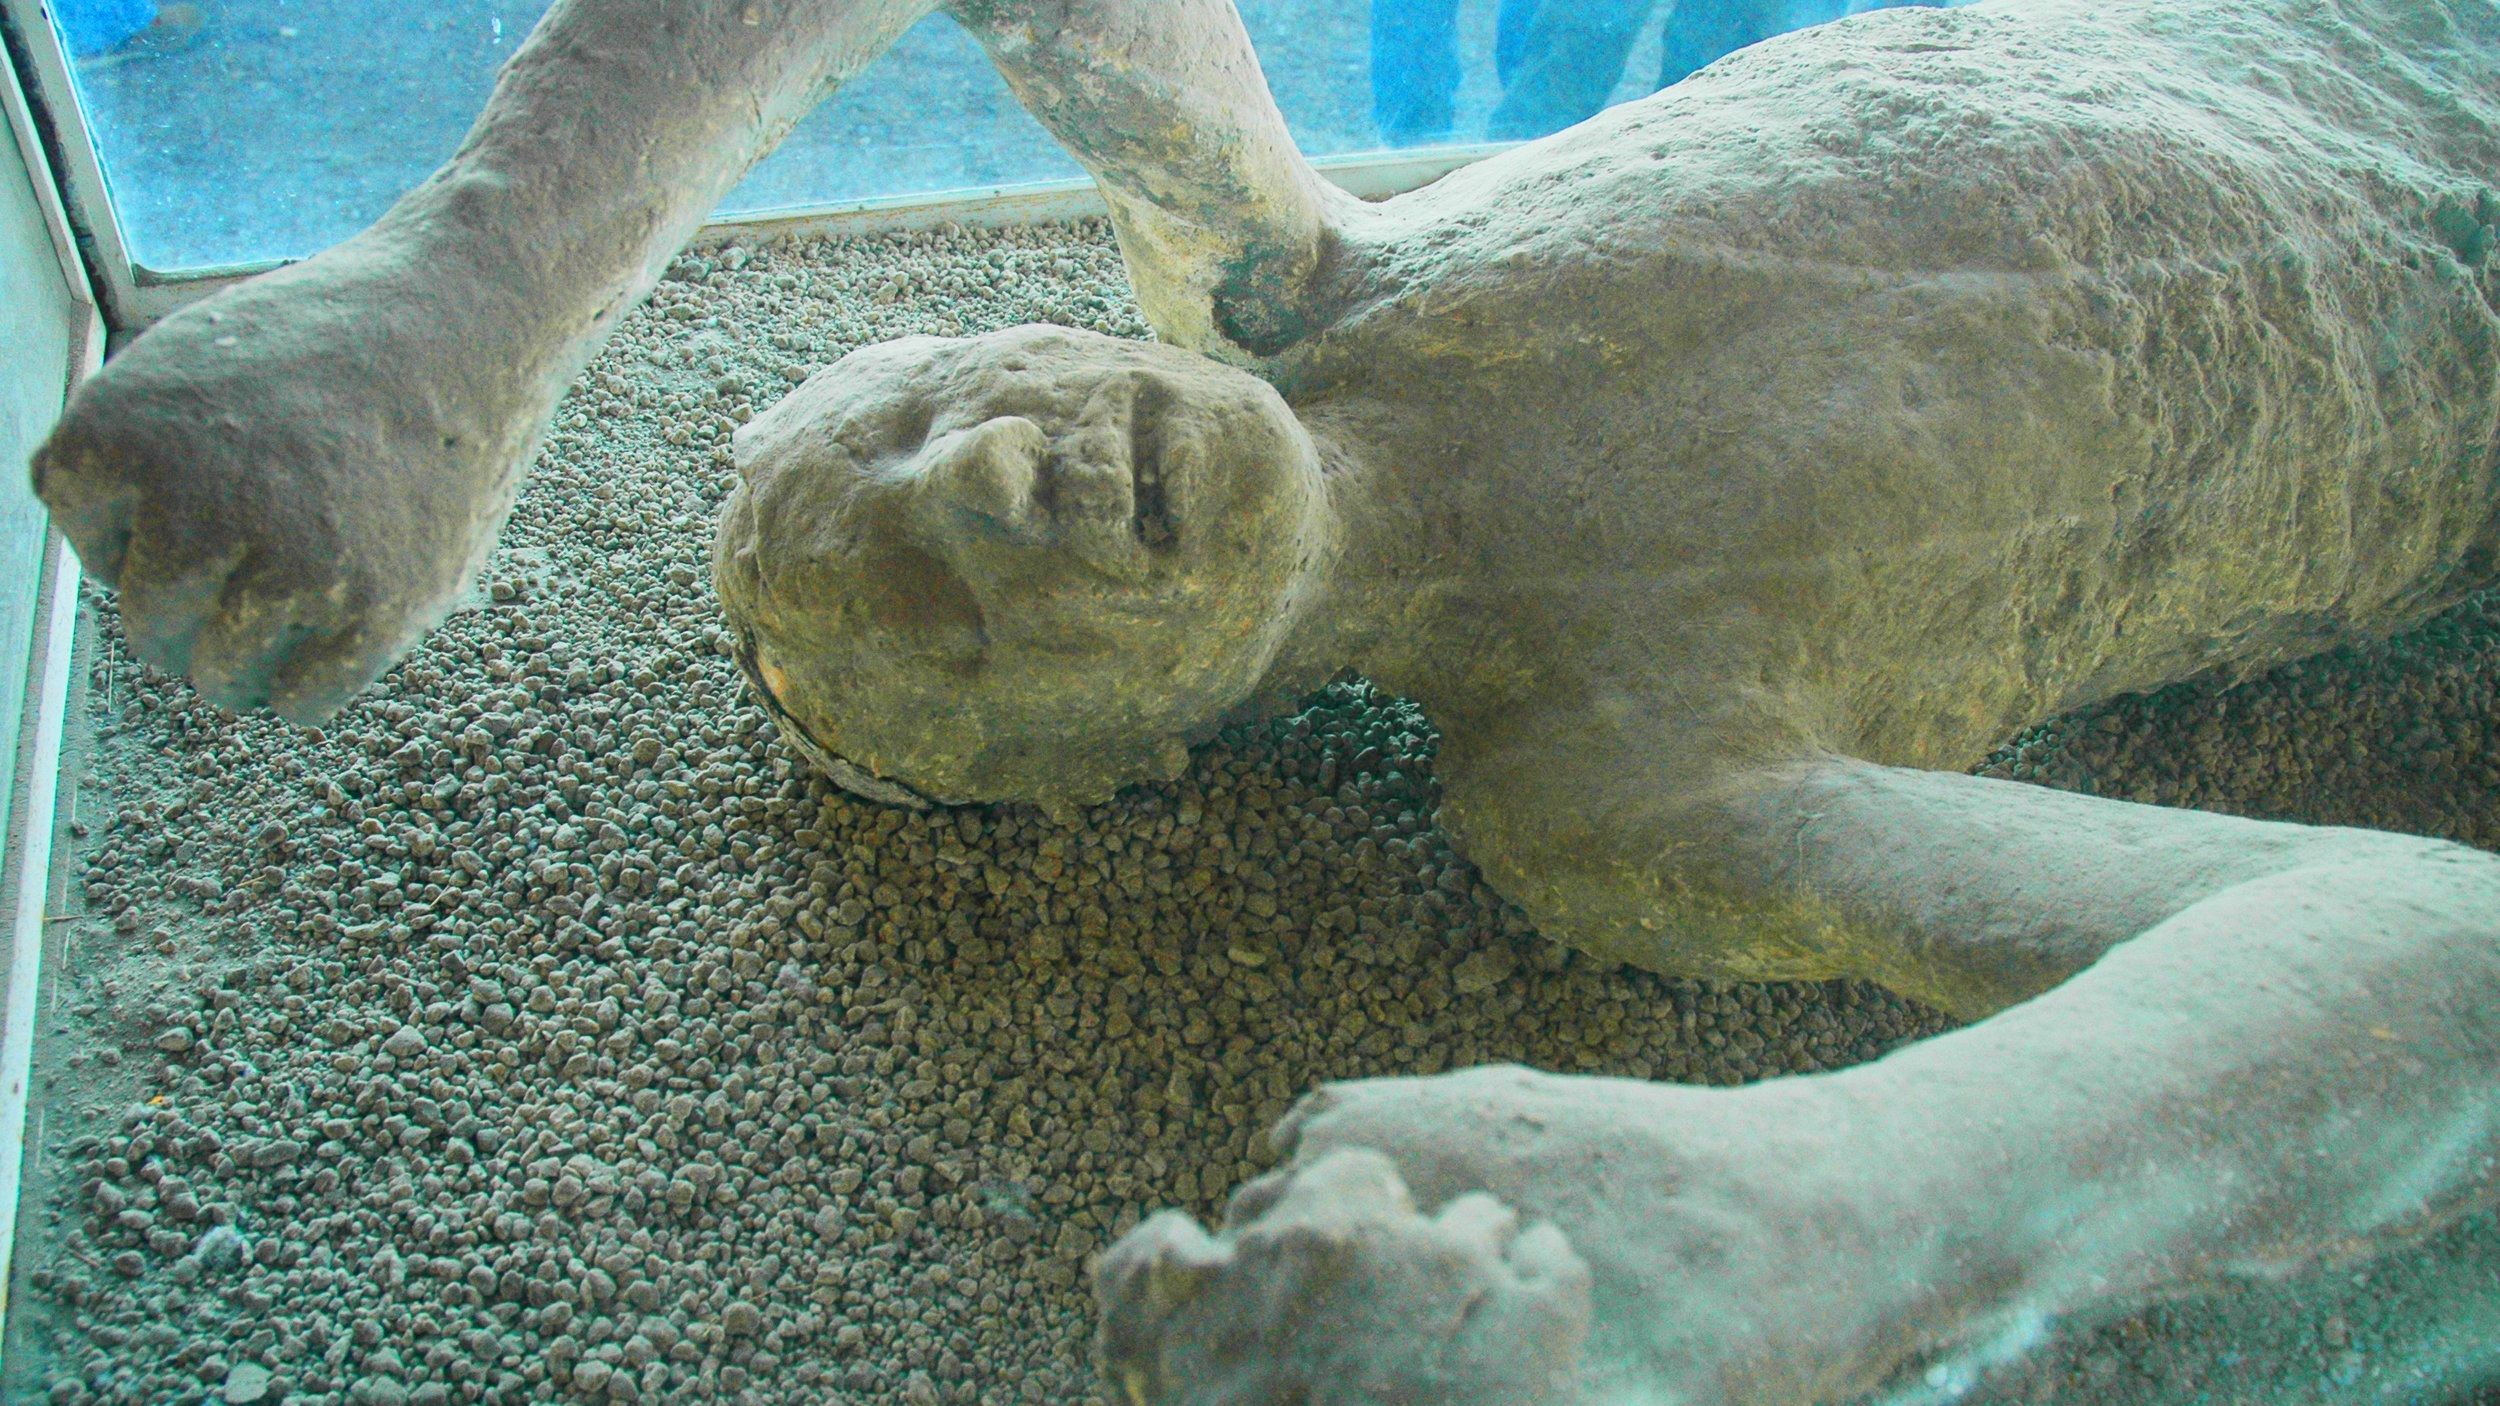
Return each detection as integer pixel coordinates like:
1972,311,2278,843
219,1360,272,1404
193,1223,249,1271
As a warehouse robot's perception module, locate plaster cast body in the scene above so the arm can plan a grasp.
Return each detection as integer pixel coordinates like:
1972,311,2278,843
28,0,2500,1400
725,0,2500,1014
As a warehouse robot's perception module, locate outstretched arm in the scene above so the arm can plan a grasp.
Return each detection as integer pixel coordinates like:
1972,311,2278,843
1718,757,2464,1019
417,0,947,334
1095,763,2500,1401
948,0,1352,360
33,0,1350,720
1844,781,2500,1355
34,0,940,719
1753,759,2500,1370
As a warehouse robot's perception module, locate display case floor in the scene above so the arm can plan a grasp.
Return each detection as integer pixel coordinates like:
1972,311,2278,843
5,221,2497,1406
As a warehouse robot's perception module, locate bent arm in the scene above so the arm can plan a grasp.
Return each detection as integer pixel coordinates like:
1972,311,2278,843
475,0,1348,363
403,0,940,365
946,0,1350,360
1723,757,2449,1017
1860,832,2500,1358
1739,758,2500,1355
30,0,951,716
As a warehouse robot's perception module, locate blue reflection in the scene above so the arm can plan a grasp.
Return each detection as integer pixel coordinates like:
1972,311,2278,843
1657,0,1952,90
43,0,1964,273
51,0,159,57
1486,0,1655,141
1375,0,1952,147
1373,0,1498,147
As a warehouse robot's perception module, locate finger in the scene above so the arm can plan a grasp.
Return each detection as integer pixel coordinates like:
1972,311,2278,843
1094,1210,1232,1325
1220,1167,1295,1232
1502,1221,1590,1297
1260,1146,1414,1231
31,431,140,587
1434,1190,1522,1249
113,536,245,686
1093,1210,1235,1402
174,567,342,712
1454,1222,1592,1394
1267,1084,1342,1160
265,618,407,724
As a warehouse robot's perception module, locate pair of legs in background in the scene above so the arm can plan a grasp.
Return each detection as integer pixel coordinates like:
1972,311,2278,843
1369,0,1947,145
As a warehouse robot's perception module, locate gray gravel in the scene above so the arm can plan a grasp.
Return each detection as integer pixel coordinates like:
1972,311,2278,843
5,220,2494,1406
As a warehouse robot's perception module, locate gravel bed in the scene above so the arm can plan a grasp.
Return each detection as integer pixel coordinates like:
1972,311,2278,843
1,219,2494,1406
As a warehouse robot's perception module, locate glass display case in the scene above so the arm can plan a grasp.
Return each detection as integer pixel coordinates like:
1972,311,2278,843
7,2,2500,1405
21,0,1714,284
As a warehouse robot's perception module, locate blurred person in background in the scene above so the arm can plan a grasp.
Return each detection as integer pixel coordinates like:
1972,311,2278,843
1373,0,1952,147
52,0,206,59
1496,0,1955,137
1372,0,1550,145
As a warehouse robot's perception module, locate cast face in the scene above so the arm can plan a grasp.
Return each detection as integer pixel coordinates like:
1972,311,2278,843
713,325,1328,806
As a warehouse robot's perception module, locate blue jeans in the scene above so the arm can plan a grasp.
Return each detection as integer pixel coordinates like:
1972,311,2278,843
1372,0,1549,147
1487,0,1657,140
1661,0,1948,88
1483,0,1954,142
1659,0,1792,88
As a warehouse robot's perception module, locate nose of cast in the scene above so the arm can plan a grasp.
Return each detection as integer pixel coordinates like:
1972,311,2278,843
894,380,1175,590
906,417,1049,542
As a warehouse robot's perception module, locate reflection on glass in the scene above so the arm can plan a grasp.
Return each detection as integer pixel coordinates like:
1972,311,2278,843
46,0,1939,273
47,0,1093,270
1374,0,1951,147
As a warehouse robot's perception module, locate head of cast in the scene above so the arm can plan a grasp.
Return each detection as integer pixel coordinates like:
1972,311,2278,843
712,326,1330,809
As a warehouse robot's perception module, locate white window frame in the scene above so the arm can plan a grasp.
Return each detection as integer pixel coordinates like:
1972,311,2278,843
0,0,105,1332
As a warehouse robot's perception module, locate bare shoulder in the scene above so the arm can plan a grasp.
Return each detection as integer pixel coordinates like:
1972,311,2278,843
1347,0,2498,298
1298,0,2500,759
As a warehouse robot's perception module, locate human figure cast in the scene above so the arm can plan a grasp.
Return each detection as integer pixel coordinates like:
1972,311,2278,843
28,0,2500,1398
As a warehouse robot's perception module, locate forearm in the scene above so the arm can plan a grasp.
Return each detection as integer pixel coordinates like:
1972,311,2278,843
947,0,1346,358
372,0,936,357
1731,758,2430,1017
1857,840,2500,1346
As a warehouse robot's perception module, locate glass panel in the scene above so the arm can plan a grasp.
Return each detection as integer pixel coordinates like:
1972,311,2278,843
39,0,1938,274
0,85,77,847
54,0,557,270
721,14,1079,221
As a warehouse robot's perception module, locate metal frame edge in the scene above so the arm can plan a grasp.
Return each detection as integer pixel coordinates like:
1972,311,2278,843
0,530,86,1333
0,0,132,327
0,4,100,1337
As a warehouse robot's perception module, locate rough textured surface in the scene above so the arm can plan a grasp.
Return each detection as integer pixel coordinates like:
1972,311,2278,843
9,227,2500,1406
1238,0,2500,992
713,327,1332,809
674,0,2500,1007
22,0,2500,1399
634,10,2500,1389
5,228,1956,1406
27,0,1340,723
